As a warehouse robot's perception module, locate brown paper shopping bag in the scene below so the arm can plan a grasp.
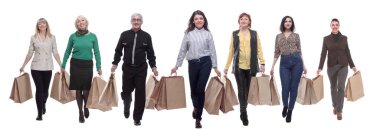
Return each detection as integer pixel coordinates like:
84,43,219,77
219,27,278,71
164,76,186,110
345,71,364,101
311,75,324,104
50,71,75,104
155,78,167,110
98,74,118,109
297,76,312,105
145,75,159,109
86,76,110,111
269,76,281,105
220,76,239,113
204,77,224,115
248,74,271,105
10,72,33,103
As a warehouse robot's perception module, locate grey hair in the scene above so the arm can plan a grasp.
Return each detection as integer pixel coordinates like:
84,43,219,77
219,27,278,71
75,15,89,30
131,13,143,22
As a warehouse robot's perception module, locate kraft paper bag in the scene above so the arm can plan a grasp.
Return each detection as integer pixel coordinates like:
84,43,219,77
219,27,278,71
99,74,118,109
50,71,75,104
269,76,281,106
311,75,324,104
248,74,271,105
10,72,33,103
204,77,224,115
86,76,110,111
345,71,364,101
220,76,239,113
164,76,186,110
145,75,159,109
296,76,312,104
155,78,167,110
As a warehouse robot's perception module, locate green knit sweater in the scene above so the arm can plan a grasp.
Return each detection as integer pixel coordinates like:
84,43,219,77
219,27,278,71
61,32,101,70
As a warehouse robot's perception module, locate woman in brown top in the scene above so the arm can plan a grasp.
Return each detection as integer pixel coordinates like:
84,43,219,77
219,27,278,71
317,18,357,120
270,16,307,123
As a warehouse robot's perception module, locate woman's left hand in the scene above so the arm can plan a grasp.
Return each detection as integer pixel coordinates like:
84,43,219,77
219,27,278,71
214,68,221,77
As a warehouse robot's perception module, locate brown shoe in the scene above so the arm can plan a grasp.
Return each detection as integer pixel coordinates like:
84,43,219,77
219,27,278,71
337,112,342,120
333,108,337,115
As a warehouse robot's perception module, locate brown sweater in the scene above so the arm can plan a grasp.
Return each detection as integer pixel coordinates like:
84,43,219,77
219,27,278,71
318,32,355,69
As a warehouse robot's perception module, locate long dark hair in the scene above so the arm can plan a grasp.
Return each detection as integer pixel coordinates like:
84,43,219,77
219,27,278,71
186,10,209,33
280,16,295,32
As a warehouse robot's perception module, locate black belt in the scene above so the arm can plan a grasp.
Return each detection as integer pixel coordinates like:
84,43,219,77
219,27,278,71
188,56,210,63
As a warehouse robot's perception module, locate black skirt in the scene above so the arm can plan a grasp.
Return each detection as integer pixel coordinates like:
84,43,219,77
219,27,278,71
69,58,93,90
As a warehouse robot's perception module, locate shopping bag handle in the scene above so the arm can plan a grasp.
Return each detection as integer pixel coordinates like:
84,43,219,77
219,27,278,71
110,72,115,79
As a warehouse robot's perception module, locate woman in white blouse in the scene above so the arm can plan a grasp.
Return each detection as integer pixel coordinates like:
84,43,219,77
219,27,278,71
20,18,62,121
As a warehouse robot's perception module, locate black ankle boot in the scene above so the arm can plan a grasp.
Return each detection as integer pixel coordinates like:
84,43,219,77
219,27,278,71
195,119,202,128
282,107,288,118
286,109,292,123
240,110,248,126
84,108,90,118
123,99,131,119
79,115,85,123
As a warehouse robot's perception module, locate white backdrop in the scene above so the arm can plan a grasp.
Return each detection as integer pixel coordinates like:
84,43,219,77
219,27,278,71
0,0,378,129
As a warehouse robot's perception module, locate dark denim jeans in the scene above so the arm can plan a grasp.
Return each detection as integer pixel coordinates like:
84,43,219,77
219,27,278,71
188,56,212,120
280,53,303,110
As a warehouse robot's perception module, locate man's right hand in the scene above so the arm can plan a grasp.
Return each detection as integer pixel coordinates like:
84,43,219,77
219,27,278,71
111,65,117,72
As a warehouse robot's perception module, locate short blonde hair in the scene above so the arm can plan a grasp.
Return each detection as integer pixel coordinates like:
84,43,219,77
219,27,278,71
35,18,52,38
75,15,88,30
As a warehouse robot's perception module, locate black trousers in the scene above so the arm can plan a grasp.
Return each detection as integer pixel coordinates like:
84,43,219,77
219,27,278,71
31,70,52,115
234,68,256,111
121,63,147,121
188,56,212,120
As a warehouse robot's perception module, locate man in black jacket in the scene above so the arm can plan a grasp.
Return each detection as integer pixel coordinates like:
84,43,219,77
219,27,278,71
111,13,158,126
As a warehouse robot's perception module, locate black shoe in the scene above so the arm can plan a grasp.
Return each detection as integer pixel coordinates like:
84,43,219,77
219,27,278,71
192,109,196,119
36,115,42,121
134,120,141,126
42,105,46,115
79,115,85,123
123,100,131,119
282,107,288,118
84,108,90,118
286,110,292,123
240,112,248,126
195,119,202,128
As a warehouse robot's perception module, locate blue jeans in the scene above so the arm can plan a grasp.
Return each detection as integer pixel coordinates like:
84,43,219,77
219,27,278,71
279,53,303,110
188,56,212,120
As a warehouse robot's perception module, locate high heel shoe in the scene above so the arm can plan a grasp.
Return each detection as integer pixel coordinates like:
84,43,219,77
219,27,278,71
84,108,90,118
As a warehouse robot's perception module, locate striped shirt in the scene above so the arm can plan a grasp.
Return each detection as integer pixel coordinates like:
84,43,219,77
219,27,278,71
175,28,218,68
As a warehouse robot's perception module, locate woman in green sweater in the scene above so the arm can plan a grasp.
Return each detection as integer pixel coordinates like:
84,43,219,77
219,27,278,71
61,15,102,123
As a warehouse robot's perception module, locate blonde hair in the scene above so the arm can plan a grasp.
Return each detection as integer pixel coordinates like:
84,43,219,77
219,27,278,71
75,15,89,30
35,18,52,38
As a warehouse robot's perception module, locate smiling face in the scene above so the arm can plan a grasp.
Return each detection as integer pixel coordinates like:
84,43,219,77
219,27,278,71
37,21,47,32
131,14,143,30
75,17,88,30
193,14,204,29
330,21,340,34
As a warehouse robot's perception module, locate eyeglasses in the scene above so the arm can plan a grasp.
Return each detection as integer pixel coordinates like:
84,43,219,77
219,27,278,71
131,18,142,22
